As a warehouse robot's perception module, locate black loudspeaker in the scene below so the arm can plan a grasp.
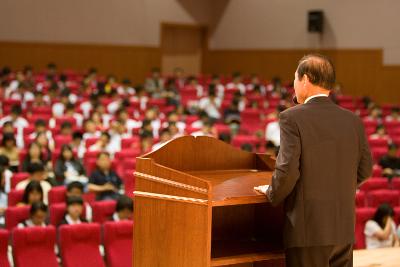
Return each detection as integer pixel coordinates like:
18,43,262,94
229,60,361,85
308,10,324,33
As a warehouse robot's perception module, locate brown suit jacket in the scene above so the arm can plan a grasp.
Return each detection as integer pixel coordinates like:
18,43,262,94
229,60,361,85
267,96,372,248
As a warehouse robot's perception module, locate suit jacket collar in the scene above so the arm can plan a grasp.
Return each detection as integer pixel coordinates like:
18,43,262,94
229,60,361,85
305,95,333,105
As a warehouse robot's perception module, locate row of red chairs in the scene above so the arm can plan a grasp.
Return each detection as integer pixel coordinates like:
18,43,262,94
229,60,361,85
355,207,400,249
356,189,400,208
5,200,121,230
0,222,132,267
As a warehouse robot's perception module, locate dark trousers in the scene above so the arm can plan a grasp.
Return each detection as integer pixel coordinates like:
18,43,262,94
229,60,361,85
285,244,353,267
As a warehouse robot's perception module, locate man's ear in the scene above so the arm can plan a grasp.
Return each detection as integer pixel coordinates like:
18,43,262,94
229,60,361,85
302,74,309,86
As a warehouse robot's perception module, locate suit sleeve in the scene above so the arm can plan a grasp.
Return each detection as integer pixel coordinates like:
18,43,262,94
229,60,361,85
357,120,373,185
266,111,301,206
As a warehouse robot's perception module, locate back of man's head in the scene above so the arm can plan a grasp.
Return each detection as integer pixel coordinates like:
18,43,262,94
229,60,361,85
297,54,335,90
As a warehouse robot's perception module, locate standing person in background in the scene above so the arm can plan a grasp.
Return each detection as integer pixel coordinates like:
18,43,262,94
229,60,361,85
256,54,372,267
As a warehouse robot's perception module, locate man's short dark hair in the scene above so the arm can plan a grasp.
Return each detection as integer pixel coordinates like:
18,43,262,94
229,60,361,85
297,54,336,90
116,195,133,212
27,162,45,174
66,196,83,206
67,181,84,193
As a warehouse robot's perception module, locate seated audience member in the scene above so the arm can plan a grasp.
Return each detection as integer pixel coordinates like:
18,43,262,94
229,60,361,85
370,124,390,140
210,75,225,99
0,167,7,225
117,78,135,96
199,85,222,120
224,99,241,124
21,142,46,172
0,156,13,193
29,119,54,146
0,105,29,129
365,105,383,123
385,107,400,122
143,108,161,138
109,120,131,153
82,119,101,140
265,105,286,147
71,131,86,159
115,108,142,134
168,122,183,139
379,144,400,178
32,90,49,107
191,111,210,129
365,203,399,249
145,67,164,97
162,78,180,107
162,112,186,134
111,195,133,221
152,129,172,151
16,162,52,204
0,133,20,171
59,121,73,136
191,121,216,138
18,180,43,206
80,93,100,119
88,152,122,201
247,75,266,96
18,201,48,228
54,145,86,185
140,131,153,154
66,181,92,222
2,121,23,148
59,196,88,226
88,131,118,156
226,72,246,94
64,103,84,128
35,132,54,166
52,89,70,117
186,76,204,98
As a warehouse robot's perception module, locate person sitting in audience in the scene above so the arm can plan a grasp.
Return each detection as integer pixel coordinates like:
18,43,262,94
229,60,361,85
82,119,101,140
66,181,92,222
9,82,35,104
191,121,217,137
111,195,133,221
140,131,153,154
70,131,85,160
80,93,100,119
385,107,400,122
88,152,122,201
18,180,43,206
173,67,186,90
199,85,222,120
93,104,113,129
0,167,7,225
145,67,164,97
115,108,142,134
224,99,241,125
191,111,210,129
17,162,52,204
370,124,390,140
54,145,86,185
64,103,84,128
88,131,117,156
1,121,23,149
210,74,225,99
162,112,186,135
364,203,399,249
59,121,74,136
30,119,54,151
0,133,20,171
0,105,29,129
379,144,400,178
226,72,246,94
21,142,46,172
59,196,88,226
186,76,204,98
365,105,383,123
152,129,172,151
265,105,286,147
162,78,180,107
117,78,135,96
143,108,161,138
0,156,13,193
18,202,48,228
52,89,71,117
247,75,266,96
31,90,49,108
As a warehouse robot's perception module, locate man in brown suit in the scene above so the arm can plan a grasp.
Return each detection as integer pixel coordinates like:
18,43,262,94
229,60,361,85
266,54,373,267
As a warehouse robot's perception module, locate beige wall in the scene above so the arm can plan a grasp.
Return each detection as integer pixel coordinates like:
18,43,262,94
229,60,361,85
0,0,211,46
209,0,400,64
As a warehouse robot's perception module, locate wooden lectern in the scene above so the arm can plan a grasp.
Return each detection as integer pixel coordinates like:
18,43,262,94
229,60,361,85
133,136,285,267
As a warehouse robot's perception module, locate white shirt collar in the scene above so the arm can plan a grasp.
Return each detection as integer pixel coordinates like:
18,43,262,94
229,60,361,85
66,214,82,225
112,213,120,222
304,94,329,104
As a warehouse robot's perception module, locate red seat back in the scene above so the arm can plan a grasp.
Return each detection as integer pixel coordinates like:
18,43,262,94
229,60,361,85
0,230,10,267
103,221,133,267
11,173,29,189
12,226,58,267
359,178,389,192
7,190,24,207
355,191,366,207
392,178,400,191
91,200,116,223
59,223,105,267
48,186,67,205
5,206,30,230
367,189,400,207
354,208,375,249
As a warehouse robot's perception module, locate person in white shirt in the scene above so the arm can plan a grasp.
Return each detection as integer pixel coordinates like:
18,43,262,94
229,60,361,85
59,196,88,225
117,79,135,96
115,108,142,135
18,202,48,228
111,195,133,221
88,132,118,156
364,203,400,249
52,89,71,117
0,105,29,129
265,106,287,147
210,75,225,99
199,85,222,120
80,93,100,119
9,82,35,105
152,129,172,151
226,72,246,95
82,119,101,141
385,107,400,122
191,121,217,138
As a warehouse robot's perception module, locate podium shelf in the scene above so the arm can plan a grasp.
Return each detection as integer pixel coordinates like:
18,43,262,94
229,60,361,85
211,240,284,266
188,169,272,206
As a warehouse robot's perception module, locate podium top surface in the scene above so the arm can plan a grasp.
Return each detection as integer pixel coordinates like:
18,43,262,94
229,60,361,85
188,169,272,206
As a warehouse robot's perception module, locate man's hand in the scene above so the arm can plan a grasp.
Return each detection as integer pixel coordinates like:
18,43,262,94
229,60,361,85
254,185,270,195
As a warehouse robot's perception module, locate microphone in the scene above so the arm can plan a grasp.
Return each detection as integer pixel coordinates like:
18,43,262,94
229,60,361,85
292,95,299,105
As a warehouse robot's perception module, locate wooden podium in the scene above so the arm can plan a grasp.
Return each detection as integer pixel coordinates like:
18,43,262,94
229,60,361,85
133,136,285,267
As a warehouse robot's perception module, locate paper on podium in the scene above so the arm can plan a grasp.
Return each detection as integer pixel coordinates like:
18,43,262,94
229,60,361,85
254,185,270,195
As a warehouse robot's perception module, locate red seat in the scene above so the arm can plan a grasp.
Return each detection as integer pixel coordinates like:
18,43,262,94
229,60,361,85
53,135,73,149
121,137,140,149
354,208,375,249
59,223,105,267
91,200,116,223
5,206,30,230
214,123,231,135
12,226,58,267
368,137,389,148
371,147,388,162
55,117,77,127
48,186,67,205
7,190,24,207
394,206,400,225
0,229,10,267
123,171,135,198
114,149,141,161
355,191,366,207
392,178,400,191
366,189,400,207
231,135,262,149
11,173,29,189
359,178,389,192
103,221,133,267
85,137,99,149
372,165,382,177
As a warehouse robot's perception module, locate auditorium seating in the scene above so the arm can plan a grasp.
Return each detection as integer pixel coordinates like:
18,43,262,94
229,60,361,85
359,178,389,192
5,206,30,230
59,223,105,267
48,186,67,205
12,226,59,267
0,230,10,267
355,191,366,207
366,189,400,208
7,189,24,207
355,208,375,249
91,200,116,223
103,221,133,267
10,173,29,189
